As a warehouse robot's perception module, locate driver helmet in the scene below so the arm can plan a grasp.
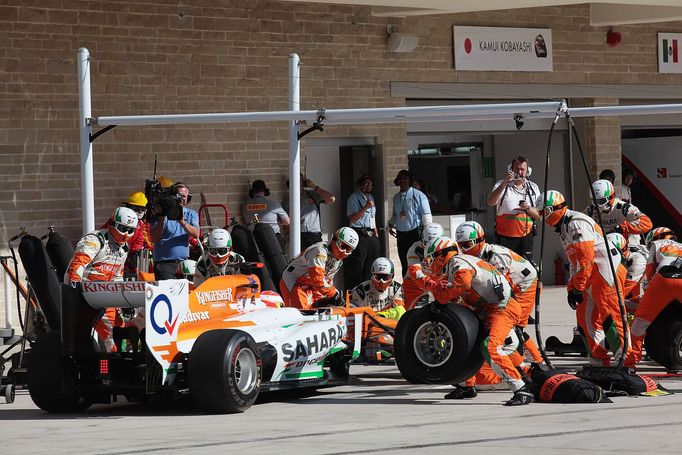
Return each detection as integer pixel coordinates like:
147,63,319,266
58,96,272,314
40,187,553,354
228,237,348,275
207,229,232,266
176,259,197,281
424,236,457,275
535,190,568,227
592,179,616,214
330,227,359,259
370,257,394,292
645,227,677,249
421,223,445,245
455,221,486,257
108,207,138,245
606,232,627,258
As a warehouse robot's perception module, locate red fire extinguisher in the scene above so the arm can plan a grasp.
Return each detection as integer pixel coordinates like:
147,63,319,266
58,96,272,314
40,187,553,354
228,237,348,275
555,254,566,285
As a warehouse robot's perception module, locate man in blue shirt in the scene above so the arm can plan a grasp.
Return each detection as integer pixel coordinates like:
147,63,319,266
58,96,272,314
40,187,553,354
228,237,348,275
388,170,432,275
150,182,200,280
345,174,380,289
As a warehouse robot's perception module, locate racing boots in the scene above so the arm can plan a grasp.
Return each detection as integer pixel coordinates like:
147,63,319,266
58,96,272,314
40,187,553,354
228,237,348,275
444,385,478,399
505,385,535,406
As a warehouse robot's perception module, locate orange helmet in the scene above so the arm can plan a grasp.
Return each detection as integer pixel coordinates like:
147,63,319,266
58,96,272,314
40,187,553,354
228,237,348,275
535,190,567,226
108,207,138,245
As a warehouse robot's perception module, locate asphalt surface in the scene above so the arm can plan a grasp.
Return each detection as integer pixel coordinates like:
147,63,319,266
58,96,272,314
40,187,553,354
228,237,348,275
2,286,682,454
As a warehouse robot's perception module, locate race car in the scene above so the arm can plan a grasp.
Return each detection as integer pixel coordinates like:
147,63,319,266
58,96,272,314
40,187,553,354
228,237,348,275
26,272,384,414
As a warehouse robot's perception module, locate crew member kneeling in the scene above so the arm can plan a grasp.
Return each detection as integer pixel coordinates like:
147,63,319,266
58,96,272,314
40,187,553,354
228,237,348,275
422,236,534,406
280,227,359,309
65,207,138,352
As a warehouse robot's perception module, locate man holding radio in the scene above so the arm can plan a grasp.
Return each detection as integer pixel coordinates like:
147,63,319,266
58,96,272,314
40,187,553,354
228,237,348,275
487,156,541,260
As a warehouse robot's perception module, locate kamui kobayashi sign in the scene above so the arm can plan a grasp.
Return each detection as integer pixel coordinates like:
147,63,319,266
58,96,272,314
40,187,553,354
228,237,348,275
453,26,553,72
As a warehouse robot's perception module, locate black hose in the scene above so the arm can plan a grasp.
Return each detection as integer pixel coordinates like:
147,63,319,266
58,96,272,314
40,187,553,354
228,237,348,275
534,108,563,369
565,113,629,366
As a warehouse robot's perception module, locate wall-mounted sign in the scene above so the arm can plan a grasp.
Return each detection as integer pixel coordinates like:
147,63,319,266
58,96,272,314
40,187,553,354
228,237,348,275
453,26,553,72
658,33,682,73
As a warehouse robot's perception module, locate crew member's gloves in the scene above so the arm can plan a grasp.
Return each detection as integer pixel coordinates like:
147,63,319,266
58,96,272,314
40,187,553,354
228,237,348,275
567,289,583,310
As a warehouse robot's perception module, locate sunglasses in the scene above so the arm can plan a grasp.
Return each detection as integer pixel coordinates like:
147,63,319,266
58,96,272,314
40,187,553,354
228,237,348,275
336,240,353,253
114,222,135,234
596,197,610,206
208,247,229,256
127,205,146,214
372,273,391,282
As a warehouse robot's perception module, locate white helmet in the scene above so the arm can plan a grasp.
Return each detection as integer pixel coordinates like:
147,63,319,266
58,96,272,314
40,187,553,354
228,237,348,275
592,179,615,213
176,259,197,280
207,228,232,265
421,223,445,244
371,257,394,291
455,221,486,255
333,227,359,256
108,206,138,244
371,257,394,277
424,236,457,273
606,232,627,256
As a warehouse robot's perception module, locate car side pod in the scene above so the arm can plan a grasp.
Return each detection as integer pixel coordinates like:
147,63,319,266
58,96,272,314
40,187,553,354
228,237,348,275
395,303,484,384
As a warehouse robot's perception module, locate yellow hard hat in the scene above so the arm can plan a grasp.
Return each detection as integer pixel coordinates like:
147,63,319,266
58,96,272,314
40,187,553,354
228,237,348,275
157,175,173,189
126,191,148,207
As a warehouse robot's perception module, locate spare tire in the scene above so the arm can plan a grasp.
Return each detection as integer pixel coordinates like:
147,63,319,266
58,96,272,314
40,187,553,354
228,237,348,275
253,223,287,288
230,224,275,291
19,235,61,330
395,303,484,384
45,231,74,283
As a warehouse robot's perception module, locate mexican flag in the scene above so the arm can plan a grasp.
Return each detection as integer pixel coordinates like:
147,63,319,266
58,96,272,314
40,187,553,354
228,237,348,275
663,38,678,63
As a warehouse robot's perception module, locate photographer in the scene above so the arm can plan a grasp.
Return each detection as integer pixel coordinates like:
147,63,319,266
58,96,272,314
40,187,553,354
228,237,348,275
150,181,200,280
487,156,540,260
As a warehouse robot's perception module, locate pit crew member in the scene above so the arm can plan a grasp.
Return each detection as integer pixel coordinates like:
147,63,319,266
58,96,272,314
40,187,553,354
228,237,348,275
454,220,542,363
537,190,626,366
402,222,445,310
65,207,138,352
625,228,682,368
585,179,652,243
421,236,534,406
607,232,647,312
280,227,359,310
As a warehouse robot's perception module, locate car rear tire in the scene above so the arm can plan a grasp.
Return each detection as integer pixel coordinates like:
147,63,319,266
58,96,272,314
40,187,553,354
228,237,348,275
189,329,262,413
395,303,484,384
645,318,682,371
27,331,90,412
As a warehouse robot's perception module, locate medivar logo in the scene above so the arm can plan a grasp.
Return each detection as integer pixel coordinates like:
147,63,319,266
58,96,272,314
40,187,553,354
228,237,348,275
663,39,679,63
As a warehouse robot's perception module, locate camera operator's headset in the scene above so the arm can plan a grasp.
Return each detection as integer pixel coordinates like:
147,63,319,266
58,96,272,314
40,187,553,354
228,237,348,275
172,181,192,203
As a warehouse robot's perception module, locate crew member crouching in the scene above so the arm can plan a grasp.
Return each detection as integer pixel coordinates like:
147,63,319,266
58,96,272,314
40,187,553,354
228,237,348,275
351,257,405,320
194,229,245,287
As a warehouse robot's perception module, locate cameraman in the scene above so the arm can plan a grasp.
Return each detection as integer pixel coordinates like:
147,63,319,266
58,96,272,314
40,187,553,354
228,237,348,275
487,156,540,260
150,181,200,280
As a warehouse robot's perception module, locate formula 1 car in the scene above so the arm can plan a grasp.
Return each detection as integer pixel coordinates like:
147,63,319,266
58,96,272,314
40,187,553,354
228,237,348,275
26,272,389,414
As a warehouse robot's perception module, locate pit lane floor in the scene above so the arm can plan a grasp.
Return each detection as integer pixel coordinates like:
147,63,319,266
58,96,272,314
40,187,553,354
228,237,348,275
2,286,682,454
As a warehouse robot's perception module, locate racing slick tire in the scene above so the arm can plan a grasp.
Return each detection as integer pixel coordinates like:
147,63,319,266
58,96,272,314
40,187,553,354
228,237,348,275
27,331,90,412
231,224,276,292
253,223,287,288
189,329,262,413
45,230,74,283
644,302,682,371
395,303,484,384
18,235,62,330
